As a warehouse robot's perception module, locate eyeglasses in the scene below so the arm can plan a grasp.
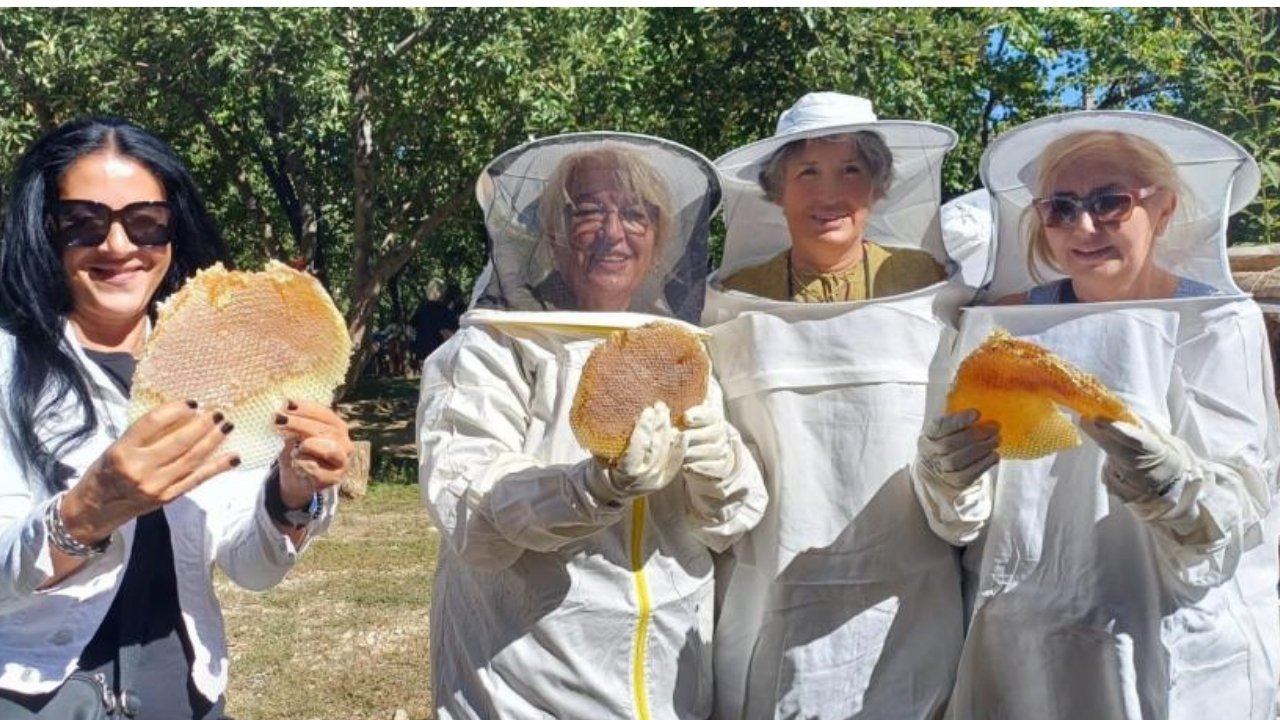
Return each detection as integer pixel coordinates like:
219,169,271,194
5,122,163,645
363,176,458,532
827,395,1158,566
1032,186,1159,229
47,199,174,248
566,200,656,236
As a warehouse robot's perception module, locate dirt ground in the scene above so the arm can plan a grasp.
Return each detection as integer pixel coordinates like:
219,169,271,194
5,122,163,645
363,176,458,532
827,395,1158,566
336,377,420,465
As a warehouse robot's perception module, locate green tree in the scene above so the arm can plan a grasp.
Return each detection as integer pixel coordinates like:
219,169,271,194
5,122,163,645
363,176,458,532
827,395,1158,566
0,8,1273,395
1178,8,1279,244
0,9,540,385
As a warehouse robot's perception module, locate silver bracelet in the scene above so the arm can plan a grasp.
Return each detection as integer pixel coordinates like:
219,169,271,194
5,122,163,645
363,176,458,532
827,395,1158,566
44,491,110,558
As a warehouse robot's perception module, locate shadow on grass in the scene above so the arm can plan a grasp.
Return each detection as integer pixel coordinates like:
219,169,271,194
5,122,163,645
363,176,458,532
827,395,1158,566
339,375,420,473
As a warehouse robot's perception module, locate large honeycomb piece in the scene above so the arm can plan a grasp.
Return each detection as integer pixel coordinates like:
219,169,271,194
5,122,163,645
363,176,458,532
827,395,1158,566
571,322,710,460
946,328,1137,459
130,261,351,469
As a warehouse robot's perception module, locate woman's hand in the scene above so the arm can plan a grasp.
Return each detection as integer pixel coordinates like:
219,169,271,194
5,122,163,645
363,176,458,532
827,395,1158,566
273,399,355,509
60,399,238,545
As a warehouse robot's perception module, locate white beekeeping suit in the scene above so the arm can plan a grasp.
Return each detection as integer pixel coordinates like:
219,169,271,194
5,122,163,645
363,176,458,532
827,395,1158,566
917,111,1280,720
418,132,767,720
704,98,977,719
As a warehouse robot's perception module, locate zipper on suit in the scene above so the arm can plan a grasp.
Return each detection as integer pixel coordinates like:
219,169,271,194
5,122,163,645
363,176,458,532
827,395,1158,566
629,497,652,720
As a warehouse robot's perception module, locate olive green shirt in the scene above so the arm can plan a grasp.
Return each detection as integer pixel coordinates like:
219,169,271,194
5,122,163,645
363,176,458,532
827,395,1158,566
720,242,948,303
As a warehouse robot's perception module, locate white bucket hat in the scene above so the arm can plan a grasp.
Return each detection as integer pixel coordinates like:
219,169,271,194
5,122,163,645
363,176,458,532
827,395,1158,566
979,110,1260,298
712,92,959,278
716,92,956,186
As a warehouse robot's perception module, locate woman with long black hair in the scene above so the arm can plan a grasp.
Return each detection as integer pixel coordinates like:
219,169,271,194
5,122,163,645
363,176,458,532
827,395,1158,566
0,117,353,719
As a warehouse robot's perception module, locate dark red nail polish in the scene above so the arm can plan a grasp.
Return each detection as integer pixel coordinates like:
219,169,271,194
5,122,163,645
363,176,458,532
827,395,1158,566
186,399,198,409
275,414,287,425
212,411,225,424
221,421,235,434
286,400,298,411
229,456,241,467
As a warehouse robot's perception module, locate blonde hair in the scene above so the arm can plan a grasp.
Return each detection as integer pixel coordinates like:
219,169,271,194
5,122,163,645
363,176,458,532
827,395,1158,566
1025,130,1181,281
539,145,675,260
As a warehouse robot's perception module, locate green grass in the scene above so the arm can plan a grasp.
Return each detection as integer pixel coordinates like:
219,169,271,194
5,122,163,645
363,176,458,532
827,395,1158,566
371,453,418,486
217,483,438,720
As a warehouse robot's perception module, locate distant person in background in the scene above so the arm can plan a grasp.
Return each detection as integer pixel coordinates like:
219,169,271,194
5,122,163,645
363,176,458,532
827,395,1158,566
410,278,461,366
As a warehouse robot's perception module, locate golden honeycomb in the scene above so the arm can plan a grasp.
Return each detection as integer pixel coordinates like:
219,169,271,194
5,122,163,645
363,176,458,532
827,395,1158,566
130,261,352,469
946,328,1137,459
571,322,710,460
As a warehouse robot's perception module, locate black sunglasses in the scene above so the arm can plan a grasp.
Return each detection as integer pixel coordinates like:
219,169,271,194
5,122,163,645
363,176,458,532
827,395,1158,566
1031,186,1158,229
47,199,174,248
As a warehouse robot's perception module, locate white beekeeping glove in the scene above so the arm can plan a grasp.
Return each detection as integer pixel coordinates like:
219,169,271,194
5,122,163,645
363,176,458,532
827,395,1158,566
680,381,745,525
682,381,736,482
1081,417,1195,504
913,409,1000,491
587,401,687,504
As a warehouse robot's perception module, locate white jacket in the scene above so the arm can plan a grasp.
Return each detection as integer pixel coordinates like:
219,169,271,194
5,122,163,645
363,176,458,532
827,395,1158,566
916,299,1280,719
418,310,767,720
704,283,970,720
0,323,337,701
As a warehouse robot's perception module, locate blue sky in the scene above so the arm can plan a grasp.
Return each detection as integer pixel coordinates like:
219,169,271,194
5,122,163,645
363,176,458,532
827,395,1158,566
984,26,1176,115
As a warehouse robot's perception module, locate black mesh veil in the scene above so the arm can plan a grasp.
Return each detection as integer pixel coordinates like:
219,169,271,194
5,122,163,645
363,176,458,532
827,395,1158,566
472,132,720,324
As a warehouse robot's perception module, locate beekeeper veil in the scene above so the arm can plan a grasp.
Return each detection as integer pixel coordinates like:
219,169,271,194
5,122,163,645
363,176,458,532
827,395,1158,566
979,110,1261,299
472,132,719,323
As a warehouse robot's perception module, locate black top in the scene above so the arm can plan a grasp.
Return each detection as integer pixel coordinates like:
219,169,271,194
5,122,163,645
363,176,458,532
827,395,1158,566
85,350,135,396
77,349,220,720
410,299,461,359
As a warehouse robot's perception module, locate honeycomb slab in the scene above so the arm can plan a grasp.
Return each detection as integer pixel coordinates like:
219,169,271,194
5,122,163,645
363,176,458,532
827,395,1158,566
130,261,351,468
946,328,1137,459
571,322,710,461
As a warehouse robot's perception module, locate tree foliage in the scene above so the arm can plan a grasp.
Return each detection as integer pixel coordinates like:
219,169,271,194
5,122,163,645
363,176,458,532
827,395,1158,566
0,8,1274,389
1176,8,1279,246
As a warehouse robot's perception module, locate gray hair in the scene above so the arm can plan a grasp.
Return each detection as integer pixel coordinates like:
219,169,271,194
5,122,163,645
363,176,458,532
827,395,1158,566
757,131,894,203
